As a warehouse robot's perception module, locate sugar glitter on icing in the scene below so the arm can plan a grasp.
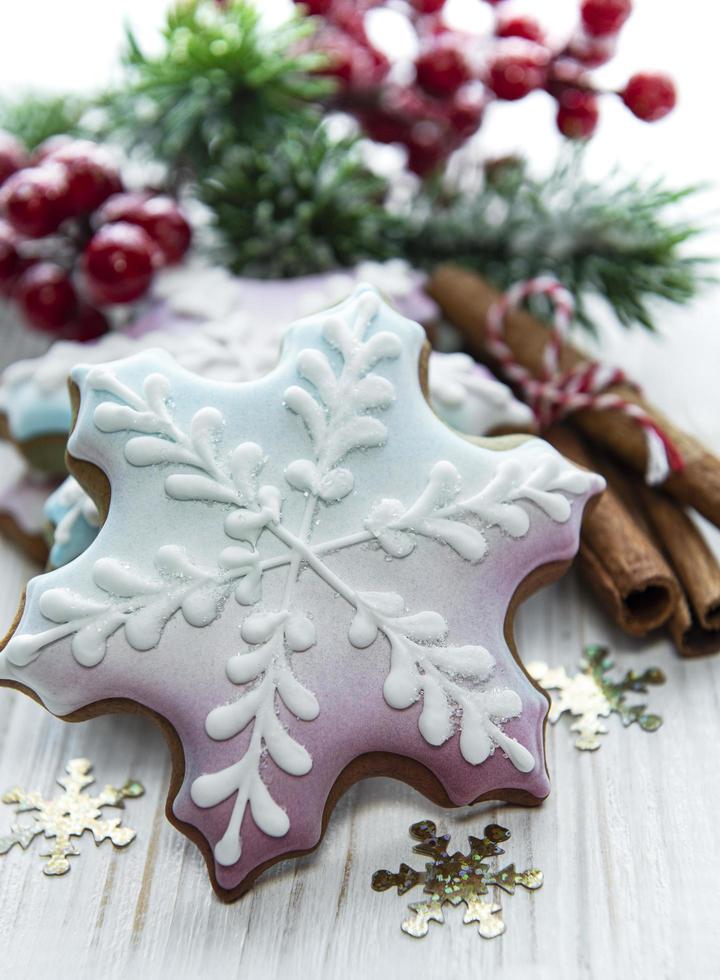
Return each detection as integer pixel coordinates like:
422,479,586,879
1,286,604,884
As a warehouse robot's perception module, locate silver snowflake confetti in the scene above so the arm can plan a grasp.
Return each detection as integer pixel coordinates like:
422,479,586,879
0,758,144,875
372,819,542,938
529,645,665,751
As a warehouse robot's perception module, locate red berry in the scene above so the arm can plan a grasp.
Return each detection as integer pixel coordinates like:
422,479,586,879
404,121,447,176
95,191,151,225
567,32,615,68
82,222,156,305
295,0,333,12
0,164,69,238
123,196,192,265
385,84,445,123
497,16,545,44
410,0,446,13
31,134,73,165
621,72,676,121
331,2,370,44
556,88,599,139
48,140,123,215
360,109,402,144
580,0,631,38
488,45,550,101
316,34,362,86
62,303,110,342
16,262,77,332
447,86,486,138
0,131,27,187
415,38,470,98
0,219,20,285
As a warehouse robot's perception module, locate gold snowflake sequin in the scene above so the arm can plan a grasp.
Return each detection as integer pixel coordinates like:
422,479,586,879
0,758,144,875
529,644,664,751
372,819,542,939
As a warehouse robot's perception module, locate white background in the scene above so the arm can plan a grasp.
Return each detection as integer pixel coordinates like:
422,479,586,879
1,3,719,979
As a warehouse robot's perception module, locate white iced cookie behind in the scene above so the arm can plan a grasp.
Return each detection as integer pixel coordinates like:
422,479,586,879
429,352,533,436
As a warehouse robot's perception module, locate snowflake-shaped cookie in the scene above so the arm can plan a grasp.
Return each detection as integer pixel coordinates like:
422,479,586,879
0,287,603,899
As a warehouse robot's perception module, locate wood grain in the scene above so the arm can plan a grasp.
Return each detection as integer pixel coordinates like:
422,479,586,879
1,287,720,978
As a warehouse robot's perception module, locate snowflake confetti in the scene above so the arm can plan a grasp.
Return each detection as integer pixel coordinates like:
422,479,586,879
528,645,665,751
0,758,144,875
372,819,542,939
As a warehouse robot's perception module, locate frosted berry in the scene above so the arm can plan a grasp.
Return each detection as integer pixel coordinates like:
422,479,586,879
294,0,333,13
404,121,446,176
16,262,77,332
497,16,545,45
0,220,20,284
488,46,550,101
360,109,402,144
31,134,73,165
410,0,446,13
0,131,27,187
83,222,156,305
415,39,470,97
621,72,676,121
1,164,69,238
567,33,615,68
124,196,192,265
63,303,110,342
447,87,486,138
556,88,599,139
317,34,361,86
96,191,151,225
48,141,123,215
580,0,631,38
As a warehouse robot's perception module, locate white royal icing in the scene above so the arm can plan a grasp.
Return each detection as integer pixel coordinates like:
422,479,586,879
428,352,534,434
4,287,603,867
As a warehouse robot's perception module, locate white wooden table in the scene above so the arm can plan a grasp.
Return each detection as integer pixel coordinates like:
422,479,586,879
2,3,720,975
1,288,720,980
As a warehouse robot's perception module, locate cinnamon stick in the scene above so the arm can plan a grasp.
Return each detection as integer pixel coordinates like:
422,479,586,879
546,426,679,636
669,595,720,658
635,485,720,656
427,265,720,528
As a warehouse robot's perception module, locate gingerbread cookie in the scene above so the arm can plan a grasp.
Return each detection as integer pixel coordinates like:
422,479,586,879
428,352,533,435
0,469,60,564
0,288,603,898
44,351,532,568
44,476,100,569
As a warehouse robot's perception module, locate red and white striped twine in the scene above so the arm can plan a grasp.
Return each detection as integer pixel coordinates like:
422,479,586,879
485,276,684,485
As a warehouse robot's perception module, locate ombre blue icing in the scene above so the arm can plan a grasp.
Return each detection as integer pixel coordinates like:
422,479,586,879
44,478,100,568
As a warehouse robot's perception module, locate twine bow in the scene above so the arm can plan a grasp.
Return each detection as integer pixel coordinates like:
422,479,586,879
485,276,684,485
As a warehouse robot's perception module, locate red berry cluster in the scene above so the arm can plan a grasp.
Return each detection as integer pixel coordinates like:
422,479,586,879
296,0,676,175
0,135,192,341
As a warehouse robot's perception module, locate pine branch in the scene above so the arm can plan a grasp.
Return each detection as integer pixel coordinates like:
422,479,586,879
103,0,331,179
0,93,86,150
405,154,711,333
200,125,405,277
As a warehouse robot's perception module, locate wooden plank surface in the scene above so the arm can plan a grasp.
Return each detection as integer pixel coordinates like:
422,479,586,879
1,292,719,979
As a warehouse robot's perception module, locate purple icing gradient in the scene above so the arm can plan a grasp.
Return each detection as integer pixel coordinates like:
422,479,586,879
1,294,602,895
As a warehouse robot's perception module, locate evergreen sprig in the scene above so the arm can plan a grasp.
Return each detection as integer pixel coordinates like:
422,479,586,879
0,92,86,150
201,125,404,277
406,155,709,332
104,0,331,178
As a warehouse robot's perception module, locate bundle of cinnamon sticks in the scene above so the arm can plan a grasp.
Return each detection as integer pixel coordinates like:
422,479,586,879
428,265,720,656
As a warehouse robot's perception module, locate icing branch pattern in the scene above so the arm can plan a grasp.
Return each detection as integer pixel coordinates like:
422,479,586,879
4,289,598,866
